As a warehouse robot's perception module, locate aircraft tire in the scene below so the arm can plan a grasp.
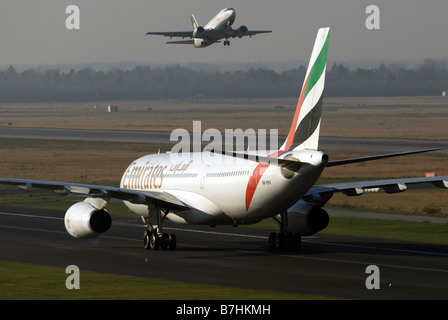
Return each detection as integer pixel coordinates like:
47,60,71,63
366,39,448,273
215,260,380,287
143,231,151,250
168,234,177,250
149,232,160,250
268,232,302,250
268,232,277,249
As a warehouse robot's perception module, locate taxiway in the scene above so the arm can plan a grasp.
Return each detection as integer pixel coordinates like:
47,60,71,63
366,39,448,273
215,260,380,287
1,204,447,300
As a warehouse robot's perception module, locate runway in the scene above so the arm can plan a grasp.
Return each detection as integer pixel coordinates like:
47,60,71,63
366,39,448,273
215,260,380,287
0,126,447,154
1,204,447,300
1,127,448,300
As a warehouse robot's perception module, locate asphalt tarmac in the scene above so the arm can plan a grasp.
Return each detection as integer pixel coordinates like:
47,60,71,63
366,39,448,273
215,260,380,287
1,204,447,300
1,127,447,300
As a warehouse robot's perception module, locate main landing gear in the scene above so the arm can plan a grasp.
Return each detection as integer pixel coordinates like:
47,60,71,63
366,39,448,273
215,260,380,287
223,39,230,46
142,206,176,250
143,228,176,251
268,210,302,250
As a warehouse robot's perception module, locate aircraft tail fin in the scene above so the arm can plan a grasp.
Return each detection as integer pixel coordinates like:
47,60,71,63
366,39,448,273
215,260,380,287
191,15,199,31
280,27,330,151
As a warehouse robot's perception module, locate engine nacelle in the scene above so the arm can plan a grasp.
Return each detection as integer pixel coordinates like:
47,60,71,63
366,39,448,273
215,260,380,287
193,38,210,48
238,25,248,33
286,200,329,236
193,26,205,37
64,202,112,239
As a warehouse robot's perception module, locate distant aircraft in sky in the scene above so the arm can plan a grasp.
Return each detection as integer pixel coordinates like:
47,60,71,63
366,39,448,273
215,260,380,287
146,7,272,48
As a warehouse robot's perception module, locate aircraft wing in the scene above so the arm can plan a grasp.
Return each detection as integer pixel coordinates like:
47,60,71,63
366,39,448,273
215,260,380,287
229,29,272,38
304,176,448,203
146,31,193,39
0,178,188,210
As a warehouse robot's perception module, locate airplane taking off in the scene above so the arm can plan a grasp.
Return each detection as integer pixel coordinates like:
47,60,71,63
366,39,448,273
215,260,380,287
1,28,447,251
146,7,272,47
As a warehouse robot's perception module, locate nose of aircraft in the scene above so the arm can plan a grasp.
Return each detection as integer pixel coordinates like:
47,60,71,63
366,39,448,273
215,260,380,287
226,7,236,23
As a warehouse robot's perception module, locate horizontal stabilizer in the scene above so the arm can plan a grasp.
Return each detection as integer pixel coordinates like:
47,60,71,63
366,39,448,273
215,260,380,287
210,150,306,172
166,40,195,45
326,147,446,167
146,31,193,38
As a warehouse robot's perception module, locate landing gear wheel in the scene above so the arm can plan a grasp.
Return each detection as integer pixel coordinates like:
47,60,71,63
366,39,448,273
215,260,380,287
149,232,160,250
143,230,177,251
268,232,276,249
168,234,177,251
268,232,302,250
142,204,177,251
143,231,151,250
291,233,302,250
275,233,286,250
268,210,302,251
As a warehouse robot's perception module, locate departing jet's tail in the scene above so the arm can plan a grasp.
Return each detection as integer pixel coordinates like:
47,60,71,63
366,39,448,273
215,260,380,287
280,27,330,151
191,15,199,31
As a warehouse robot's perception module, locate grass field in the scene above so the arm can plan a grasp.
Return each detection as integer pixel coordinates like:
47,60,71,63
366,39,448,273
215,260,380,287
1,96,448,139
0,260,332,300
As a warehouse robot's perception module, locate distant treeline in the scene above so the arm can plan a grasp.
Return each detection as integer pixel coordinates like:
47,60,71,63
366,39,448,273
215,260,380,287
0,60,447,103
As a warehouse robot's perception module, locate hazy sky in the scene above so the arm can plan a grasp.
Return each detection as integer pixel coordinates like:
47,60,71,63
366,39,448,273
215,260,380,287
1,0,447,69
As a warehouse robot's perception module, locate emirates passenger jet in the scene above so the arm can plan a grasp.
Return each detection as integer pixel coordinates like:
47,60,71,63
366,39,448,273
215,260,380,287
1,28,447,251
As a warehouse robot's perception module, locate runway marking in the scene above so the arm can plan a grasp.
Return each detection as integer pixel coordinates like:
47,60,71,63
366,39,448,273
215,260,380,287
2,211,447,263
236,249,448,274
282,253,448,274
166,226,267,239
0,211,63,220
0,224,66,235
3,221,446,274
305,240,448,257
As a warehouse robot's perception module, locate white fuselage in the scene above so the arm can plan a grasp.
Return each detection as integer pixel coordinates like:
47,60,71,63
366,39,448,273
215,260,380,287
204,8,236,30
120,149,328,226
193,8,236,47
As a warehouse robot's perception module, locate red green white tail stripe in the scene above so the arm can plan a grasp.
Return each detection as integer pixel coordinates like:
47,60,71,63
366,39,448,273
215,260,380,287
245,28,330,211
281,27,330,151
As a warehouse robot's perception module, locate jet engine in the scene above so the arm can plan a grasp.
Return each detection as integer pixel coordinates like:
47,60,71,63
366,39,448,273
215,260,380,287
193,26,205,37
194,38,210,48
64,202,112,239
238,25,248,33
286,200,329,236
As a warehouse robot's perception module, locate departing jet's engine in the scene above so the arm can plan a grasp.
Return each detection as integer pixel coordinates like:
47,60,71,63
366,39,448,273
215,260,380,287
237,25,248,35
286,200,329,236
64,202,112,239
194,38,209,48
193,26,205,37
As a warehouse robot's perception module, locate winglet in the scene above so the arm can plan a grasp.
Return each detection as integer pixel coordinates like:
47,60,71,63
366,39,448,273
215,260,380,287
281,27,330,151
